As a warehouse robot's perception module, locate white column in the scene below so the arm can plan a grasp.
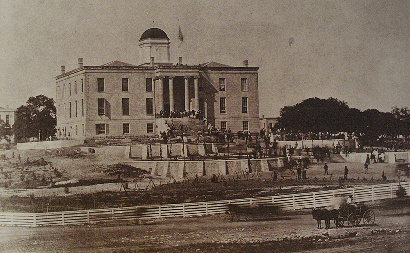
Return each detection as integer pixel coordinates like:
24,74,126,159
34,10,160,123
184,76,190,112
194,77,199,111
169,76,174,113
204,101,208,119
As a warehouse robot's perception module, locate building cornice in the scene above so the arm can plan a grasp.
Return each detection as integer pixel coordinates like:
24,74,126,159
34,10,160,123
55,65,258,79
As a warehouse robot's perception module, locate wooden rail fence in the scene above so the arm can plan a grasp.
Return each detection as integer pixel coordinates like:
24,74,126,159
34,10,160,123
0,182,408,227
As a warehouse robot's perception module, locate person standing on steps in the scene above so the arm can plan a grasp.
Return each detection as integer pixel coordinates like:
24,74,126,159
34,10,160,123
344,166,349,180
324,163,329,175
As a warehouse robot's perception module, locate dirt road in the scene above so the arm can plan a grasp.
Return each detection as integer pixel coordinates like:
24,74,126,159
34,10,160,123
0,204,409,252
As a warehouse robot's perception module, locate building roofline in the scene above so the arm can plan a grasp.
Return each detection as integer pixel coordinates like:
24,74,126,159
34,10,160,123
56,65,258,79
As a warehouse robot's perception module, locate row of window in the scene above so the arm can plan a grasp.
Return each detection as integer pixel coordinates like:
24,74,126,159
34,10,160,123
97,78,153,93
62,121,249,136
97,98,154,116
96,96,248,117
220,97,248,114
62,79,84,98
95,123,154,135
96,77,248,93
59,124,85,137
219,121,249,131
66,99,84,118
219,78,249,92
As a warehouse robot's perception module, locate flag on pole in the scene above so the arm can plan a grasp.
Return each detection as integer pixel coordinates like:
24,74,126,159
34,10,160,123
178,25,184,42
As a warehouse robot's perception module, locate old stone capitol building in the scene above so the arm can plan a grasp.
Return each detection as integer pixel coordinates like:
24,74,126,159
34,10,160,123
55,28,260,139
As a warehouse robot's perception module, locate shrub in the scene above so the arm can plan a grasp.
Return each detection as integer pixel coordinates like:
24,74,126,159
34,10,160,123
396,184,408,198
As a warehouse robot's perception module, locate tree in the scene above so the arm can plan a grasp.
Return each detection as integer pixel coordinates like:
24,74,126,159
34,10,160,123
391,106,410,137
275,97,352,133
275,97,408,146
14,95,56,142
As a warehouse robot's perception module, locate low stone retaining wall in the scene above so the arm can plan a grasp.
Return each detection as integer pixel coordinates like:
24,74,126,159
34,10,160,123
17,140,84,150
124,157,287,180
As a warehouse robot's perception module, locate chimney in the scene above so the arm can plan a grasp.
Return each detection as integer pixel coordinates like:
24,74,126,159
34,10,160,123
178,57,183,65
242,60,249,67
78,58,84,68
61,66,65,75
150,57,155,66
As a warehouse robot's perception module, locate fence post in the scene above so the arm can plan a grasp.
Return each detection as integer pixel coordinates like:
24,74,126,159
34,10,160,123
158,206,162,218
182,203,185,218
33,213,36,227
87,210,90,224
250,198,253,205
313,193,316,208
205,203,208,215
371,185,375,203
292,195,296,210
62,212,65,226
111,208,114,221
271,196,274,204
352,188,355,202
390,184,393,199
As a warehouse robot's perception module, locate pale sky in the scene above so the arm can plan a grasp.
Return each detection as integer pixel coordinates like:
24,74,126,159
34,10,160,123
0,0,409,117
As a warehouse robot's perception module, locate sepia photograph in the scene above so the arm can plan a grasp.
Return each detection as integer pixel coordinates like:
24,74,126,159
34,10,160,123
0,0,409,252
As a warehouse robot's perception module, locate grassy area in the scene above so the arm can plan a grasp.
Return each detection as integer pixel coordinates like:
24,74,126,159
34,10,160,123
0,175,395,212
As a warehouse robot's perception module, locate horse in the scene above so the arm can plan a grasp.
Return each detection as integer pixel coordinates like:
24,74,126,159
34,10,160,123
312,208,339,229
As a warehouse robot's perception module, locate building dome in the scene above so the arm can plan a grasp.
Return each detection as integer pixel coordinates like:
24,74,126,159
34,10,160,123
139,28,169,41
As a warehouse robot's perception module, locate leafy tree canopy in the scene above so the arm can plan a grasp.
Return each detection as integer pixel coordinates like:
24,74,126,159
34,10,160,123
275,97,408,137
14,95,56,142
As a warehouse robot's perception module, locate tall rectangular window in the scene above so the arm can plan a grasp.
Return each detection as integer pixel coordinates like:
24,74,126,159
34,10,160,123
147,123,154,133
69,83,72,96
74,81,77,94
241,78,248,92
81,99,84,116
123,123,130,134
243,121,249,131
98,98,105,115
69,102,72,118
220,97,226,114
122,78,129,92
221,121,227,131
122,98,130,115
97,78,104,92
146,98,153,115
5,115,9,125
75,100,78,117
219,78,226,91
146,78,153,92
96,124,106,135
242,97,248,113
81,79,84,93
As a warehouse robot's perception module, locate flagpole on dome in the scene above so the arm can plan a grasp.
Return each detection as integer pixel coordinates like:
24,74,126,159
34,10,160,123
178,25,184,48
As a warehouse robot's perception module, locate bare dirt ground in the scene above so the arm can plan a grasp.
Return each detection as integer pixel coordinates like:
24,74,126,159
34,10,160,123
0,203,409,252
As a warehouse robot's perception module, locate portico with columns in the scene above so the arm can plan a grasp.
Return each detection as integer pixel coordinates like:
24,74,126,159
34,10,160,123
153,69,202,117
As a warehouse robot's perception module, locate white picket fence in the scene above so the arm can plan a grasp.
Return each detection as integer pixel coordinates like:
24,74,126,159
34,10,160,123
0,182,408,227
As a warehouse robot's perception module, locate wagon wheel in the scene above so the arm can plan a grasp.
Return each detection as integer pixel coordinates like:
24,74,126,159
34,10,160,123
362,210,375,225
348,214,359,227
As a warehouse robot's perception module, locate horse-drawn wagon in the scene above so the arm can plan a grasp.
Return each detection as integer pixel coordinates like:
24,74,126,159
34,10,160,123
312,203,375,229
